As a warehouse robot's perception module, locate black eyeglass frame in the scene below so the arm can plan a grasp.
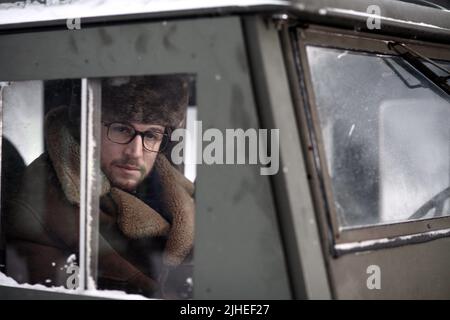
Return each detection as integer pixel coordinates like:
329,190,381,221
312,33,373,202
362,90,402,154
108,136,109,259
102,121,170,153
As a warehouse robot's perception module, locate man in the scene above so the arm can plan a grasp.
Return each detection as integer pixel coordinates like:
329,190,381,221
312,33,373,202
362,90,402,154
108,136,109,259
3,75,195,299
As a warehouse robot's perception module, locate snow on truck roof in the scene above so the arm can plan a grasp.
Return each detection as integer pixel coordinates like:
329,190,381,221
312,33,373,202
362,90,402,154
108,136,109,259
0,0,288,26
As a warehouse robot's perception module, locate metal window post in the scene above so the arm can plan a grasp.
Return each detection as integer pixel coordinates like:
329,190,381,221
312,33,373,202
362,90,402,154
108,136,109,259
79,78,102,292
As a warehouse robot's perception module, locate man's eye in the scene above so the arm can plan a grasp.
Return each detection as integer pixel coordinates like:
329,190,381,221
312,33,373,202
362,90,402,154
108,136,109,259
144,131,162,140
113,125,133,135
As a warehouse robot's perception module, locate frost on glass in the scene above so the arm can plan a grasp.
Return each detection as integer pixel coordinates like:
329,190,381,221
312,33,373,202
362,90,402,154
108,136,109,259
93,75,195,299
0,76,196,300
0,79,82,290
306,46,450,228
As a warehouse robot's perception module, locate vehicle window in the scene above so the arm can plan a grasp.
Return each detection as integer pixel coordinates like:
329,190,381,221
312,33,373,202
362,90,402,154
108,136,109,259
306,46,450,229
0,75,196,300
0,79,82,287
93,75,196,299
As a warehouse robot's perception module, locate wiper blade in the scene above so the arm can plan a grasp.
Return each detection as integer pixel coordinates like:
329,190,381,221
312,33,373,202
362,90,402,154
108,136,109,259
388,41,450,96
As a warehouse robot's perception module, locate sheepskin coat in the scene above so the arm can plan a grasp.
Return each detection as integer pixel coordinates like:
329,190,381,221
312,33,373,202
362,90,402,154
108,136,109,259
3,106,195,299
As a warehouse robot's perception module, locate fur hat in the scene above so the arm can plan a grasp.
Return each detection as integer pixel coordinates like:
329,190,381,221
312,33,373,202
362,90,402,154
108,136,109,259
62,75,189,141
101,75,189,129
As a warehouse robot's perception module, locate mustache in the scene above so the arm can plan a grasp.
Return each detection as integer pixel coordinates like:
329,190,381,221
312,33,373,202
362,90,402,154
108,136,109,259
111,158,145,171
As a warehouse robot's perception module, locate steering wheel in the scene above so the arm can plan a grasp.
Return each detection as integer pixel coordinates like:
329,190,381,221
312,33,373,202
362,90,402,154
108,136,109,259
409,187,450,220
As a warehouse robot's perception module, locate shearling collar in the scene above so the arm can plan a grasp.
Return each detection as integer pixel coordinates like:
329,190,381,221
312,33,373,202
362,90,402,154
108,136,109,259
45,106,194,266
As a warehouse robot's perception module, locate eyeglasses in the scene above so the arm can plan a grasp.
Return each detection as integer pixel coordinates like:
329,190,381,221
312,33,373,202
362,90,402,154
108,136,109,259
102,122,169,153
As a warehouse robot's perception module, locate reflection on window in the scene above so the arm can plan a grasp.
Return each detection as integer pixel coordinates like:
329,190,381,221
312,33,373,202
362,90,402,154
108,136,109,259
97,75,195,299
306,46,450,228
0,79,81,287
0,75,196,299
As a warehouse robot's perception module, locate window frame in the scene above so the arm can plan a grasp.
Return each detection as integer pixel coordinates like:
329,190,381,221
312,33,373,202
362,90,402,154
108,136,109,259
0,83,5,275
292,25,450,248
0,16,291,299
79,78,102,291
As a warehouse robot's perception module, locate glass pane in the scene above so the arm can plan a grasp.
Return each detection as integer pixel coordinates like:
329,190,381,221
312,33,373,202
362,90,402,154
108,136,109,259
94,75,196,299
0,79,81,287
306,46,450,229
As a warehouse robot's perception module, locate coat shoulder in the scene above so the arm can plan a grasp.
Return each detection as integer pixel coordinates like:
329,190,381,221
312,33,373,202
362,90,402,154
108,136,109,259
3,153,78,251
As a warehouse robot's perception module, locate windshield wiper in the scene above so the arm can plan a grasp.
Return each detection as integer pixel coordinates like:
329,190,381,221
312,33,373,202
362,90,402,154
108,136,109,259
387,41,450,95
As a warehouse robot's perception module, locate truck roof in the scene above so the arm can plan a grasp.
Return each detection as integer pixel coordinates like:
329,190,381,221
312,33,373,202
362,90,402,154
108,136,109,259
0,0,449,42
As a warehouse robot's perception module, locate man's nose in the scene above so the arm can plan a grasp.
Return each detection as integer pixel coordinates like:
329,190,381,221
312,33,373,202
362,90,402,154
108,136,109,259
124,135,144,159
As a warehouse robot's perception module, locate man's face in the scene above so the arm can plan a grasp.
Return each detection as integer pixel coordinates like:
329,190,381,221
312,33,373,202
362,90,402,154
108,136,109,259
101,121,165,192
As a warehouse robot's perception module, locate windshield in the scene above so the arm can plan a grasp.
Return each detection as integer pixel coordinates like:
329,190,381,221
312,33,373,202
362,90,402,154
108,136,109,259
306,46,450,229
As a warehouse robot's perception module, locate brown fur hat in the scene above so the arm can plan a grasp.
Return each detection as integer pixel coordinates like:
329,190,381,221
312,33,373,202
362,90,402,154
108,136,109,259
101,75,189,129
